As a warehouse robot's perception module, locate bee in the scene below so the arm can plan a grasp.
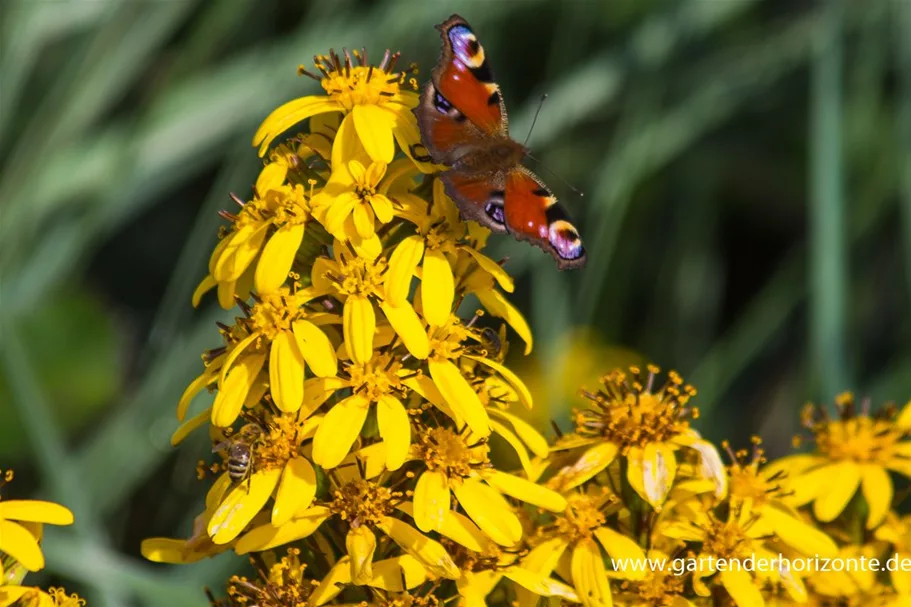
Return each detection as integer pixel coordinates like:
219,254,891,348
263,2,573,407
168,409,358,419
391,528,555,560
479,326,504,358
213,423,263,487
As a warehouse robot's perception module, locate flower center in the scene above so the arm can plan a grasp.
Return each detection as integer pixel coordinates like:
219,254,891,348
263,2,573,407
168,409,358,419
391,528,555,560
701,514,754,560
18,588,85,607
247,288,305,341
441,538,509,572
251,416,303,472
225,548,313,607
415,427,488,479
554,495,607,543
305,49,409,112
815,418,903,464
618,572,686,606
725,439,789,506
574,366,697,453
424,225,458,254
348,354,403,401
375,592,442,607
330,255,387,299
428,320,471,362
329,479,400,527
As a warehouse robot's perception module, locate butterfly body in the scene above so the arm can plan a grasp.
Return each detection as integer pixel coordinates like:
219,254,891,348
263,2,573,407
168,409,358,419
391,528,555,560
415,15,586,269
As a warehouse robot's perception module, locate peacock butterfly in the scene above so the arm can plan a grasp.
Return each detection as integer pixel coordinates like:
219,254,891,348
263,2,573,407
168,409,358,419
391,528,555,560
413,14,586,270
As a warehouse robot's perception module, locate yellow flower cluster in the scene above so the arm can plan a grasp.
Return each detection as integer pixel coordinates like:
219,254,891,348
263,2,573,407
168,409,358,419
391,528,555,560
0,470,83,607
142,46,911,607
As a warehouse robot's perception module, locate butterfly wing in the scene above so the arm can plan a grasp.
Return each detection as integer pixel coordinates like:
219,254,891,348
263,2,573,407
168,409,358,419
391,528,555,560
503,168,586,269
414,14,508,165
440,171,508,233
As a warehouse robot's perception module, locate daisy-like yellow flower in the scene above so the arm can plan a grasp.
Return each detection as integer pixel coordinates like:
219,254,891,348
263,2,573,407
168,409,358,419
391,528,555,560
235,458,461,582
311,242,428,364
781,393,911,529
410,424,566,548
547,366,724,508
196,158,316,307
610,549,692,607
0,586,84,607
203,410,322,544
253,49,428,168
523,490,647,607
177,285,339,428
722,438,838,559
0,470,74,573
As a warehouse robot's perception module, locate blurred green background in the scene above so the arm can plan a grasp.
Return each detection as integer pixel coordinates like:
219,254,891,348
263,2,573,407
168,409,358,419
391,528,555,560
1,0,909,605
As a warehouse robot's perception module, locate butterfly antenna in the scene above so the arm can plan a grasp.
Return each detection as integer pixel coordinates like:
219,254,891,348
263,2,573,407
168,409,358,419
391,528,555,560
523,94,548,147
525,151,585,197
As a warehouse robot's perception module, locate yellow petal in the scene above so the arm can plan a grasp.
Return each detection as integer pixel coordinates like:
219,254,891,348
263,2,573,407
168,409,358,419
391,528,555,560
503,567,578,600
352,104,395,163
490,419,533,477
388,105,436,173
208,468,282,544
860,464,892,529
475,287,532,355
593,527,646,580
720,568,763,607
452,477,522,546
192,274,217,308
344,295,375,364
380,301,429,359
0,587,30,607
346,526,377,585
464,354,532,409
377,395,410,471
489,409,548,458
813,460,860,522
421,249,454,326
523,536,569,576
171,407,212,446
206,473,234,510
217,278,237,310
330,115,371,179
212,352,266,427
0,501,74,526
484,470,566,512
271,457,317,526
413,471,450,532
235,506,331,554
140,538,207,564
323,192,359,236
428,359,489,436
269,330,305,413
439,510,489,553
377,516,460,580
255,162,288,193
218,331,259,386
760,505,838,557
897,399,911,429
369,194,395,224
214,222,269,282
293,320,338,377
253,96,342,156
640,443,675,507
385,235,424,305
352,202,376,239
548,442,618,491
463,247,514,293
0,521,44,571
312,394,369,469
571,539,612,607
255,223,305,294
368,555,427,591
177,369,215,422
300,376,348,417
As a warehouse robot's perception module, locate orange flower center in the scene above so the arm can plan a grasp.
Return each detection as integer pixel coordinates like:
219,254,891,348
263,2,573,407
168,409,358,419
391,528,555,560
348,354,404,401
554,494,608,543
415,427,488,479
329,479,400,527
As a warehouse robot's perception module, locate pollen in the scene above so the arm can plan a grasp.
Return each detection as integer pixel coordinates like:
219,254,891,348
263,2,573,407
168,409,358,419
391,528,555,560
305,49,405,112
700,512,756,560
574,366,697,453
441,538,510,572
225,548,314,607
245,289,307,341
618,571,686,606
414,426,488,479
725,438,788,505
553,494,608,543
348,353,404,401
329,479,401,527
423,223,459,255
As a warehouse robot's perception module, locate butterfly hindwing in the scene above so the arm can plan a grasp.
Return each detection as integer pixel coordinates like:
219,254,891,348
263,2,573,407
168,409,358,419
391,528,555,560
503,168,586,269
441,171,508,234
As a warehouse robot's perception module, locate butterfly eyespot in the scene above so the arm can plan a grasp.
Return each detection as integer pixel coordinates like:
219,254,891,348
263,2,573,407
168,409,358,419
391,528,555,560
484,195,506,226
548,220,585,261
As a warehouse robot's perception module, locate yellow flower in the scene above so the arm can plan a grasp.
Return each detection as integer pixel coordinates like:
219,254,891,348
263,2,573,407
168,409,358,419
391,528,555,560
0,586,84,607
873,513,911,595
196,159,316,307
253,49,429,168
0,470,73,573
235,460,461,583
547,366,723,508
314,158,396,243
177,286,339,428
525,491,648,607
782,393,911,529
723,438,838,559
410,425,566,548
611,549,694,607
204,411,322,544
310,351,412,471
311,243,428,364
141,498,236,564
